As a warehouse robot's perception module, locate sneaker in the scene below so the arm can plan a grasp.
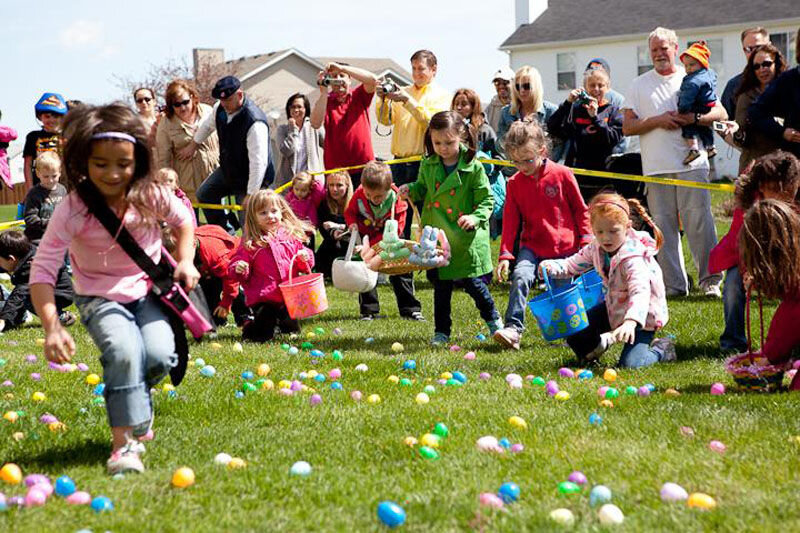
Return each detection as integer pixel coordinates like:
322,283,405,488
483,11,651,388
683,149,701,165
707,146,717,159
486,319,503,336
58,311,77,327
405,311,426,322
107,441,145,475
431,332,450,346
493,327,521,351
652,335,677,362
360,314,375,321
700,281,722,298
585,332,615,362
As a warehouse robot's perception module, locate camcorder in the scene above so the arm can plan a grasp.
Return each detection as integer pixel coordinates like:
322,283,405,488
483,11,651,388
379,79,399,95
319,76,346,87
575,88,593,106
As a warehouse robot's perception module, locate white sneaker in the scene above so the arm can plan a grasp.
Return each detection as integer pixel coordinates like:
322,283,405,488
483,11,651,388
107,441,145,475
585,332,615,361
700,282,722,298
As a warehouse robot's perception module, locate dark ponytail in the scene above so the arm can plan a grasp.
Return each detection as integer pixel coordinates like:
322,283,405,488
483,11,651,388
423,110,477,162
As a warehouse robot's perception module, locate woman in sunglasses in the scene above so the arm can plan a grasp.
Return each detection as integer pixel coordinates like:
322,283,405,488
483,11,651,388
133,87,161,151
723,44,787,173
496,66,561,160
155,79,220,205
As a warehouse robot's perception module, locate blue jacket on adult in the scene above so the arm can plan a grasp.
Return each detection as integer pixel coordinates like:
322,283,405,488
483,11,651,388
216,96,275,194
748,66,800,158
496,101,564,160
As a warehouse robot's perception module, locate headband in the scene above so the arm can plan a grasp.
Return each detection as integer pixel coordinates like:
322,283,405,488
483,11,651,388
91,132,136,144
594,200,630,215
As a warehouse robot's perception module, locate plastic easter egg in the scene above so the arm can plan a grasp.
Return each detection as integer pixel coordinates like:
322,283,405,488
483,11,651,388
25,354,37,364
590,484,612,506
1,380,12,388
568,471,587,485
301,341,313,349
77,363,89,371
313,374,326,383
660,482,688,502
404,436,418,447
0,463,22,484
665,388,681,396
597,385,610,397
391,342,404,353
479,492,505,509
31,391,46,402
498,438,511,449
90,495,114,513
549,508,575,526
194,358,206,367
476,436,503,453
3,411,18,423
314,327,325,335
710,382,726,395
241,370,255,380
638,386,651,397
423,385,436,395
55,475,76,497
332,327,342,335
578,369,593,380
330,381,343,391
30,373,41,381
559,367,575,378
308,370,318,379
603,369,618,382
476,333,486,341
234,391,245,399
415,393,430,405
449,344,461,352
92,383,105,396
367,394,381,404
256,364,271,377
281,343,290,351
508,379,523,390
479,372,491,380
227,457,246,469
509,416,528,430
171,467,195,488
599,399,614,408
399,378,412,387
452,371,467,384
498,481,520,503
365,337,375,344
351,391,362,401
377,501,406,528
546,380,560,396
0,493,7,512
232,342,243,352
196,365,215,378
419,446,439,460
558,481,581,496
291,380,303,391
604,388,619,399
332,350,343,361
329,368,342,380
288,347,299,355
598,503,624,525
242,382,257,393
511,443,524,453
355,364,368,372
442,372,453,380
388,375,400,384
464,351,476,361
214,453,232,465
25,487,47,507
261,379,274,390
210,342,223,350
309,394,322,405
420,433,440,448
555,391,570,401
310,349,324,358
163,383,176,393
24,474,50,488
12,432,24,441
433,422,449,438
531,376,546,386
687,492,716,510
625,385,637,395
290,461,312,476
709,440,726,453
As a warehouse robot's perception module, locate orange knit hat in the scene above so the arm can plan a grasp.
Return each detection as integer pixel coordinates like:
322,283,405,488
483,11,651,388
680,41,710,69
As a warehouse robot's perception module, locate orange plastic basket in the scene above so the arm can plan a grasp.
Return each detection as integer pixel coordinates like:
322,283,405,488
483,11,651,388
278,252,328,319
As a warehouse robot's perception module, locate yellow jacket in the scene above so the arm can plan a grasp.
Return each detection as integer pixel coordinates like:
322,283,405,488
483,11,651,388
376,83,451,157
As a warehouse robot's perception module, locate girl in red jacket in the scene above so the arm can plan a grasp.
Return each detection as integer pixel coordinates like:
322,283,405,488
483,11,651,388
739,199,800,389
229,190,314,342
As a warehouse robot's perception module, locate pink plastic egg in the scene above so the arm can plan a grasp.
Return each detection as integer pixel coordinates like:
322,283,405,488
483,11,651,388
66,491,91,505
597,386,610,397
479,492,505,509
350,390,362,401
710,383,725,395
479,372,491,380
510,443,525,453
25,487,47,507
709,440,726,453
463,352,476,361
328,368,342,380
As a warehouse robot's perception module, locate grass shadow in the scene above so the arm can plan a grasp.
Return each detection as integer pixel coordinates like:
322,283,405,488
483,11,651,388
7,438,109,469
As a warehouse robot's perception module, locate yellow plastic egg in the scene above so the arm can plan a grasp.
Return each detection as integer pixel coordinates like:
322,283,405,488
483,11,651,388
555,390,570,401
404,436,418,447
420,433,441,448
308,370,319,379
227,457,247,469
415,392,430,405
0,463,22,484
665,388,681,397
171,467,195,488
48,421,66,432
86,373,101,385
11,432,24,441
367,394,381,404
4,393,13,400
440,372,453,380
509,416,528,430
687,492,717,510
391,342,404,353
163,384,175,393
261,379,274,390
35,338,45,346
306,332,316,339
388,375,400,384
3,411,18,423
210,342,223,350
232,342,244,352
603,369,618,382
600,399,614,408
31,391,46,402
278,380,292,389
257,363,271,377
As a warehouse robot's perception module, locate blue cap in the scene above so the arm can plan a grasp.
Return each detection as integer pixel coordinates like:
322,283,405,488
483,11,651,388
585,58,611,75
211,76,241,99
35,93,68,116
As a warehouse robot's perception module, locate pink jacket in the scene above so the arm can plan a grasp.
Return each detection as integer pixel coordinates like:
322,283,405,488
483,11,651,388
175,188,197,227
228,227,314,307
285,177,325,227
545,229,669,331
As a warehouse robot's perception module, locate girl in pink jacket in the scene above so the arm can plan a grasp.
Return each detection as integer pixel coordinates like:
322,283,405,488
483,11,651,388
230,189,314,342
540,193,673,368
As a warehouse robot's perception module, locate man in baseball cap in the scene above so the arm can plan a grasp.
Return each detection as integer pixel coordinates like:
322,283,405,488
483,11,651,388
211,76,241,99
486,66,515,133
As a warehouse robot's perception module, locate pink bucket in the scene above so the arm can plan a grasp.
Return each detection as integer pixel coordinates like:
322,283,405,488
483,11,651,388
279,252,328,319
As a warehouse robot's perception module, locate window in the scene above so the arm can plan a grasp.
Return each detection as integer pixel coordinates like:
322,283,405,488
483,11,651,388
772,32,797,66
637,45,653,75
687,39,724,78
557,53,576,90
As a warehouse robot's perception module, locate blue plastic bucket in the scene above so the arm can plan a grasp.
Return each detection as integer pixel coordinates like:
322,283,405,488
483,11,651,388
527,270,590,341
576,269,605,310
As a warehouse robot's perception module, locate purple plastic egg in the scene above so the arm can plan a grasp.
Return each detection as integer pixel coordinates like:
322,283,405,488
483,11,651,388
8,495,24,508
545,381,560,396
637,386,651,397
77,363,89,372
1,380,12,387
25,355,37,364
568,471,588,485
290,380,302,391
479,372,491,380
510,443,525,453
309,394,322,405
558,367,575,378
437,379,448,385
505,373,522,383
30,373,41,381
24,474,51,488
278,388,293,396
48,362,60,370
39,414,58,424
66,491,92,505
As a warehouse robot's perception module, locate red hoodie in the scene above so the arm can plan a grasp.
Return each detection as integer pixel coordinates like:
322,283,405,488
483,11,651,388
344,184,408,245
499,160,591,261
708,208,743,274
195,225,240,311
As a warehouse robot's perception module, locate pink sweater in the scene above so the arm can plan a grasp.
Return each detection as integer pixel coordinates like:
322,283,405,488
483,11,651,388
175,188,197,227
285,178,325,227
30,187,192,303
545,229,669,331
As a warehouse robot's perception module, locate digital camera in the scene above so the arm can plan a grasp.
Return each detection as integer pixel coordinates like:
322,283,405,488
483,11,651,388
319,76,346,87
575,88,592,106
379,79,399,95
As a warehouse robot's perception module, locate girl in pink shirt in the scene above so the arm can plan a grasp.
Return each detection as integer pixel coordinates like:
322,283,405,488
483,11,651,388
29,103,199,475
540,192,674,368
155,167,198,227
285,171,325,244
230,189,314,342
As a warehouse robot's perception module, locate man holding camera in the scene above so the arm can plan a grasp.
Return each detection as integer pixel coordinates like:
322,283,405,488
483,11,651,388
310,62,378,188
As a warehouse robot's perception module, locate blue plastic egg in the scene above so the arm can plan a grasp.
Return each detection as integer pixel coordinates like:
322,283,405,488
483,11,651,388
475,333,487,341
589,413,603,425
365,337,375,344
314,374,326,383
91,496,114,513
498,482,520,503
645,383,656,392
310,349,324,358
288,347,299,355
93,383,105,396
200,365,216,377
54,475,76,497
241,371,254,380
590,485,613,506
402,360,417,371
330,382,343,390
578,369,593,380
377,501,406,528
499,438,511,449
234,391,244,399
452,371,467,384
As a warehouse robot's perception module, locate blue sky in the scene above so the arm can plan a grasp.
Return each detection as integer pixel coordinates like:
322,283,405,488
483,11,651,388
2,0,514,155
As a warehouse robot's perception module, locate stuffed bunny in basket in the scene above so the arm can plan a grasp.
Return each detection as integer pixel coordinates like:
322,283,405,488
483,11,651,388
409,225,450,268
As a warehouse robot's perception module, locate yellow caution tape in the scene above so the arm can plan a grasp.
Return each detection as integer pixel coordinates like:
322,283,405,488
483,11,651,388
0,220,25,230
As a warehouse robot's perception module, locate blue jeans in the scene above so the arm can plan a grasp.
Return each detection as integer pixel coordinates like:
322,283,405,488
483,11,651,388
566,303,661,368
196,167,246,234
76,294,175,428
428,269,499,336
721,266,747,352
504,247,569,333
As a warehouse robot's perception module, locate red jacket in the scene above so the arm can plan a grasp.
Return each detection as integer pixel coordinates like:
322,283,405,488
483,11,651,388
344,185,408,245
228,227,313,307
195,224,240,311
708,208,743,274
763,297,800,390
499,160,591,261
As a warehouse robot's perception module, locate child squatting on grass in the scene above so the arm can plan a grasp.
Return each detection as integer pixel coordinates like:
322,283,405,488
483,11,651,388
539,192,675,368
29,103,200,475
739,199,800,390
228,189,314,343
399,110,501,345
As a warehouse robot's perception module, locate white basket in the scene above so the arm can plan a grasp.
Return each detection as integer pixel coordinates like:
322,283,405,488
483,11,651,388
332,228,378,293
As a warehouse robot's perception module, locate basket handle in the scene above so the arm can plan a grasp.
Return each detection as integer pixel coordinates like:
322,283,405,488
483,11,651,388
344,227,359,262
287,250,311,285
744,288,765,364
540,266,555,299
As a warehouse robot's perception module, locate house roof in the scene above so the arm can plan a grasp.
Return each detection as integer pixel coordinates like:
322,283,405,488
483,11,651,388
501,0,800,48
222,49,411,83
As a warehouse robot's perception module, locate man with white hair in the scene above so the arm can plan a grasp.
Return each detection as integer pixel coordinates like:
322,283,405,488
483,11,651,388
622,27,727,297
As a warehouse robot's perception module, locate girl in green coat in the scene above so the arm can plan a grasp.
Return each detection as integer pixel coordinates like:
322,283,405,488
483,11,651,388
400,111,502,345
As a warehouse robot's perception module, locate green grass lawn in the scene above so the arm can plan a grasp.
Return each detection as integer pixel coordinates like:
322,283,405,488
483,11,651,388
2,199,800,532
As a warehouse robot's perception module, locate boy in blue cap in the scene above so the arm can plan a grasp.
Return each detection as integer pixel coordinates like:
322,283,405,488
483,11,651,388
23,93,67,189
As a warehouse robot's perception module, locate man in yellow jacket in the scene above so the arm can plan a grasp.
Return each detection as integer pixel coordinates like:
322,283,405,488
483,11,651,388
376,49,451,236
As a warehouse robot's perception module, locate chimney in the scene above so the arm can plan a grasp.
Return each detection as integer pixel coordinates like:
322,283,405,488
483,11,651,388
193,48,225,78
515,0,548,27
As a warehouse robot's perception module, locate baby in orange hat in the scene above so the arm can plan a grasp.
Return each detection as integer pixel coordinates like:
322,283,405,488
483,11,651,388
677,41,719,165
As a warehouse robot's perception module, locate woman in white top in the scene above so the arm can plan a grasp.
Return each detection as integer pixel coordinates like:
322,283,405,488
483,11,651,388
275,93,324,189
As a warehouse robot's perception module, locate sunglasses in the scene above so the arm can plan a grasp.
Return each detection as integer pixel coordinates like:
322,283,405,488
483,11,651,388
743,46,758,54
172,99,192,109
515,82,532,91
493,79,510,86
135,97,153,104
753,60,774,70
